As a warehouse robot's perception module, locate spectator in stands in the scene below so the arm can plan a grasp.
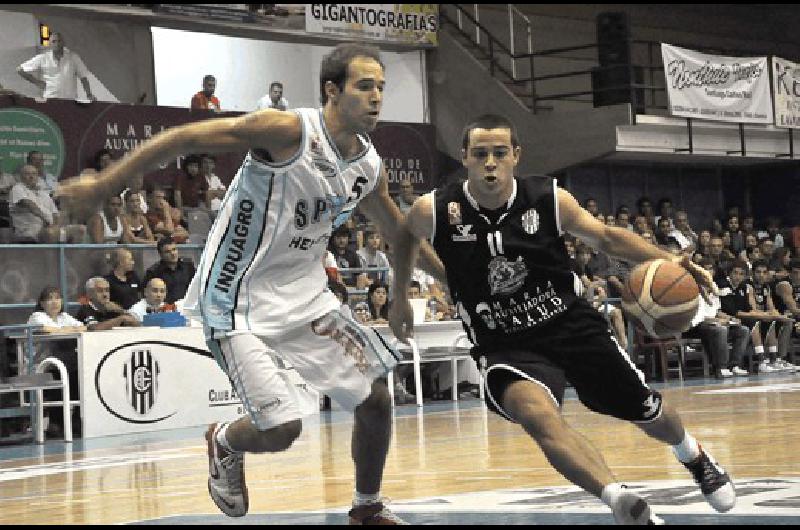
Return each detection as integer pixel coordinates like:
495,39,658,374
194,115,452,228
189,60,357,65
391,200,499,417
9,164,62,243
741,214,755,237
76,277,140,330
741,233,759,260
174,155,207,209
605,214,616,227
583,198,599,217
120,172,147,215
144,236,196,304
26,151,58,197
670,210,697,252
655,217,680,248
759,237,777,267
395,178,418,215
615,205,633,231
760,217,785,248
123,190,155,243
328,225,366,288
93,148,114,172
257,81,289,111
636,196,655,223
17,32,96,101
27,286,86,437
726,215,745,255
127,278,178,322
632,214,651,236
686,258,750,378
352,302,371,324
697,229,712,256
358,229,391,286
28,286,85,334
87,195,131,244
146,187,189,243
366,282,390,324
104,247,142,310
770,247,792,283
191,74,220,111
201,155,226,212
708,236,731,279
654,197,674,228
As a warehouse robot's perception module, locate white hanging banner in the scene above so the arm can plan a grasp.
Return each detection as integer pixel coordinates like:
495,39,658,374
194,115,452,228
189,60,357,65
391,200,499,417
772,56,800,129
661,43,772,124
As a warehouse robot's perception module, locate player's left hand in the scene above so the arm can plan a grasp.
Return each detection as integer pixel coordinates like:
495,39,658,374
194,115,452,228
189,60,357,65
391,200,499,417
673,255,718,304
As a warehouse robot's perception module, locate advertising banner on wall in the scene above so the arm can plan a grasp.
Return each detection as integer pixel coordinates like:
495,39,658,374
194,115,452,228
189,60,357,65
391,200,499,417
772,56,800,129
661,44,772,124
306,4,438,46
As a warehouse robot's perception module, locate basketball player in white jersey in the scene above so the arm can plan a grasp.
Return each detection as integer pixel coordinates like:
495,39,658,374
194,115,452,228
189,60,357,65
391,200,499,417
57,43,443,525
390,115,736,525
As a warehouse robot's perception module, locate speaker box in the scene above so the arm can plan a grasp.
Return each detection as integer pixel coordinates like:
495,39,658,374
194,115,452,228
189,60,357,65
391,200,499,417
591,65,645,113
597,12,631,66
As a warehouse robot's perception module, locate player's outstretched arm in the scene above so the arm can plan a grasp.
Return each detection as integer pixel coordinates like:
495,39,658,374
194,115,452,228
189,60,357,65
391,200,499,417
557,187,718,299
358,168,445,282
387,193,435,343
56,110,300,216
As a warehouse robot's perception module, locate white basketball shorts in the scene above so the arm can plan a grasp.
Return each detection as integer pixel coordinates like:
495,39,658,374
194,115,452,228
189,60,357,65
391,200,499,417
206,309,400,430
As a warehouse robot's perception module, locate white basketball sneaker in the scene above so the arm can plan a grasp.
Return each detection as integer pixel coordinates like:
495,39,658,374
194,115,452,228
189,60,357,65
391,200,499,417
611,490,653,525
731,366,749,376
206,422,249,517
758,361,776,374
682,446,736,513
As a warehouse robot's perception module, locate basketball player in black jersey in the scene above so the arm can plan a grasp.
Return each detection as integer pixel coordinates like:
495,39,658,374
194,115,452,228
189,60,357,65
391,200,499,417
750,261,796,372
389,115,736,525
776,259,800,320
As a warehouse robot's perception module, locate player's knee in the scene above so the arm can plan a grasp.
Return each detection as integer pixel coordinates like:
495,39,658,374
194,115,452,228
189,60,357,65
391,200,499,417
358,379,392,416
253,419,302,452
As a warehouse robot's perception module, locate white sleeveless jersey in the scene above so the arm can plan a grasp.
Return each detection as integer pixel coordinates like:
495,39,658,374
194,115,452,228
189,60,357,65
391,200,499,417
182,108,383,336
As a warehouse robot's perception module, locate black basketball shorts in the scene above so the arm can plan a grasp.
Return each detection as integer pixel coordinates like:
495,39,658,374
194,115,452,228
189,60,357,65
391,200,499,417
476,299,663,424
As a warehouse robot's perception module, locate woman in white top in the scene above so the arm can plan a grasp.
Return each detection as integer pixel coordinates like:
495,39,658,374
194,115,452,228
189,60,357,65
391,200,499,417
28,286,86,333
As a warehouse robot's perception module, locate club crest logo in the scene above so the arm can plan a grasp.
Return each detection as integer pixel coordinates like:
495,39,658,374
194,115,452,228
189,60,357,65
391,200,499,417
488,255,529,295
310,135,337,178
122,349,160,415
452,224,477,242
448,202,462,225
521,208,540,235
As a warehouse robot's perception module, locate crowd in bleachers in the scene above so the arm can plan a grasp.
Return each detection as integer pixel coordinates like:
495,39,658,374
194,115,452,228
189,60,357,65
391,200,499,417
573,196,800,379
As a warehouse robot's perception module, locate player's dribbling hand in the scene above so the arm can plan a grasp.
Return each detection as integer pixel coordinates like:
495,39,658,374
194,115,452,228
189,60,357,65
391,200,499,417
389,299,414,344
673,255,719,304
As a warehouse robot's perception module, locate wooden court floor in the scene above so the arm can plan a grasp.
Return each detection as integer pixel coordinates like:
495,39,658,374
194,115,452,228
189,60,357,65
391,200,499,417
1,374,800,525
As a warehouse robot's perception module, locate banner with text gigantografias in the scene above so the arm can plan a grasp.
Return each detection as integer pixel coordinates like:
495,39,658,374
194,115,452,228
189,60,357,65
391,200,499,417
661,43,772,124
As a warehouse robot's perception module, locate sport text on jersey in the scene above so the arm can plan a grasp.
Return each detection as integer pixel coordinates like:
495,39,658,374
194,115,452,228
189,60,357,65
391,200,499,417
214,199,254,294
474,281,569,334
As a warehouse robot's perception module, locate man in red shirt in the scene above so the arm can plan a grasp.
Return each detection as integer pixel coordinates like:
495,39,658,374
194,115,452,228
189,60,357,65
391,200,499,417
190,75,220,111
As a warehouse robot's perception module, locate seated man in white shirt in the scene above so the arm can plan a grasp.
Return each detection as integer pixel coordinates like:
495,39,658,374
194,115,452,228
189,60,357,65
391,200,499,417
128,278,178,322
10,164,62,243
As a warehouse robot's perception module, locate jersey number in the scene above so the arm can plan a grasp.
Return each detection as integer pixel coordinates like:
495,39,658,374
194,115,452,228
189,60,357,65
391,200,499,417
487,231,504,256
347,176,369,203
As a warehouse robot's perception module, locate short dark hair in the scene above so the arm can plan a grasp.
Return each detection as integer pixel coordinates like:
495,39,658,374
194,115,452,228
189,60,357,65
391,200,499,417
183,154,201,173
319,43,383,105
461,114,519,150
35,286,62,312
409,280,422,291
93,148,113,170
26,150,41,163
752,259,769,272
203,74,216,83
157,236,176,254
270,81,283,91
332,225,351,238
730,259,748,272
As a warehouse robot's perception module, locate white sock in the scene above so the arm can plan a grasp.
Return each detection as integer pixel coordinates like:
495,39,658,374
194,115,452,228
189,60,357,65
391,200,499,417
755,346,764,361
600,483,626,508
672,432,701,463
768,346,778,355
354,490,381,507
215,422,238,454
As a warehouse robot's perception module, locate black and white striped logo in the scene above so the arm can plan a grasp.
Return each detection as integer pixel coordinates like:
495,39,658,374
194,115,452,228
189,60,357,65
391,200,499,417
122,349,160,416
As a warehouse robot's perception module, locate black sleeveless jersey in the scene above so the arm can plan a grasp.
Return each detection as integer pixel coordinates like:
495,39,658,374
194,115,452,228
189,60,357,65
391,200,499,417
752,282,773,311
774,280,800,314
432,176,581,349
718,277,750,315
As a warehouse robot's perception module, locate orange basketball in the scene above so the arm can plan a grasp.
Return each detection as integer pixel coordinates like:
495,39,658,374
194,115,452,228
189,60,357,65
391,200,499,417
621,259,700,338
